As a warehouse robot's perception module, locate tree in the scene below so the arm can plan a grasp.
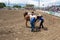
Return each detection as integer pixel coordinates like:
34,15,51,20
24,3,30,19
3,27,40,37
25,4,34,7
13,5,21,8
0,3,6,8
25,4,34,10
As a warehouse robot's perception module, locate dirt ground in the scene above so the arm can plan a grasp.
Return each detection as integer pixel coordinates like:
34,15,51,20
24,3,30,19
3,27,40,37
0,9,60,40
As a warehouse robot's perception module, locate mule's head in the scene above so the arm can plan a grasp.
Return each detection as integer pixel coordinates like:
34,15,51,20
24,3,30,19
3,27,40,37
24,12,30,21
24,12,28,17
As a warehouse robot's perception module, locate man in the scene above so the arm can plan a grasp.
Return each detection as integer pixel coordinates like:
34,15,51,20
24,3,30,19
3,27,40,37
29,12,37,32
37,14,45,30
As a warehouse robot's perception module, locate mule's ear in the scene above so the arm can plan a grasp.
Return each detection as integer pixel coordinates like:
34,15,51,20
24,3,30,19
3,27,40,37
24,12,28,17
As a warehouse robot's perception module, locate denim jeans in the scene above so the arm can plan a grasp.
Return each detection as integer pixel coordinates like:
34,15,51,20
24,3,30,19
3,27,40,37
39,16,44,29
30,18,36,31
30,22,35,31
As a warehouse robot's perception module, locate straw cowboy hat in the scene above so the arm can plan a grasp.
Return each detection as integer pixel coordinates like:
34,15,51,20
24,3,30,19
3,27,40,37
37,14,42,16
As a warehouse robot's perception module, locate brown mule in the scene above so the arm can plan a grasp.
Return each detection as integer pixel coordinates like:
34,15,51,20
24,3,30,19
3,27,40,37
24,12,30,27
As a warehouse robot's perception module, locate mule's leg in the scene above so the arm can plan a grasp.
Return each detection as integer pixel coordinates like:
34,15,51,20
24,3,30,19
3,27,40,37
25,20,28,27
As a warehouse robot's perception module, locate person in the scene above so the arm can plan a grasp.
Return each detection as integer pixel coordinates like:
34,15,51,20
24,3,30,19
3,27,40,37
37,14,45,30
29,12,37,32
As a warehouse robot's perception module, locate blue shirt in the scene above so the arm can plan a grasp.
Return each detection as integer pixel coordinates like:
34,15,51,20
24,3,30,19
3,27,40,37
39,16,44,20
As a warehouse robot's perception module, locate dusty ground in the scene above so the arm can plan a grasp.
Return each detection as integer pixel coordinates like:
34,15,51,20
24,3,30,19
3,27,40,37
0,9,60,40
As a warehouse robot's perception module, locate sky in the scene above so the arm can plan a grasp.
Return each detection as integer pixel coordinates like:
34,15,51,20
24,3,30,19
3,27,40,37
0,0,60,7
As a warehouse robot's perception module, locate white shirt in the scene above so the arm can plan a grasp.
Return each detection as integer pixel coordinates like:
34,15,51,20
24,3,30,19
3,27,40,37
29,15,37,20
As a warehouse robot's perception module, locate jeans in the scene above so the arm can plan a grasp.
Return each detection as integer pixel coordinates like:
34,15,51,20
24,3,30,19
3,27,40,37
39,19,44,29
30,18,36,31
30,22,35,31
